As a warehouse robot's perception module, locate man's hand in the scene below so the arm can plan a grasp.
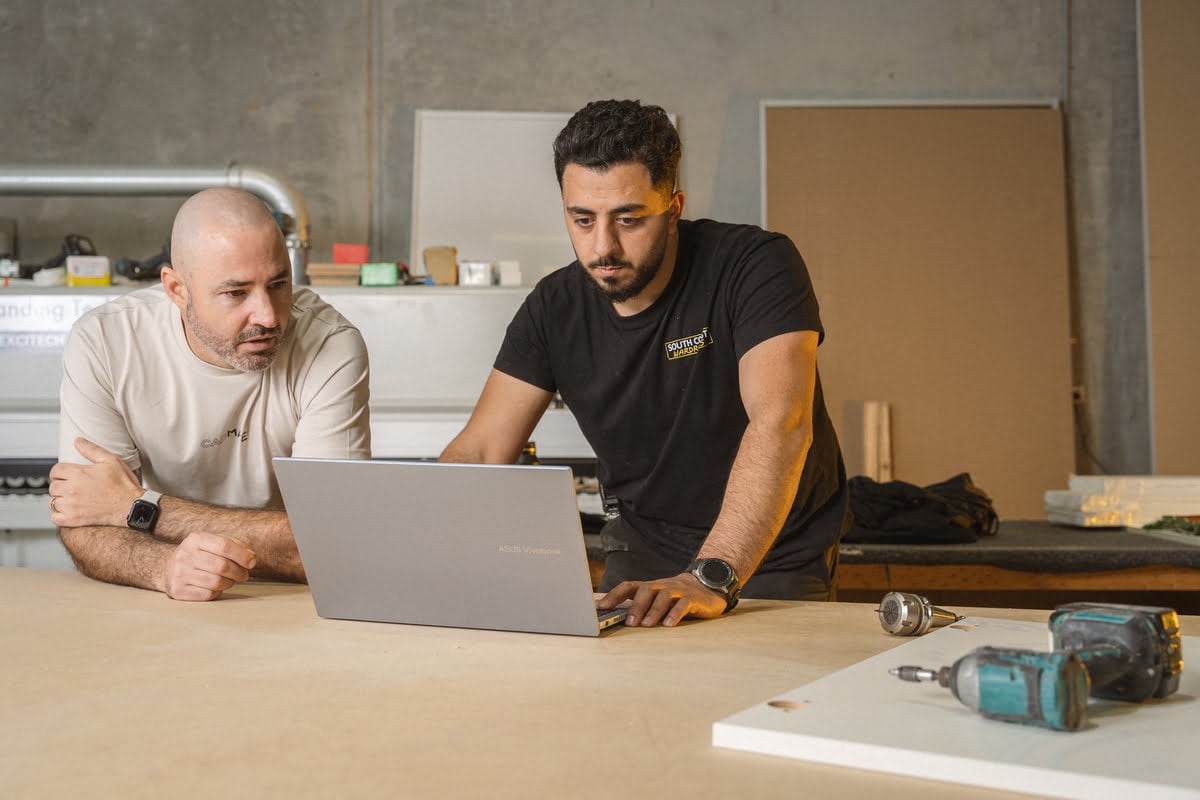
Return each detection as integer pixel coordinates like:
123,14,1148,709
48,438,144,529
162,533,257,601
598,573,727,627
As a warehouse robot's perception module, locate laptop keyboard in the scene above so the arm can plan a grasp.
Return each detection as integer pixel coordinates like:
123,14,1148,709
597,604,628,627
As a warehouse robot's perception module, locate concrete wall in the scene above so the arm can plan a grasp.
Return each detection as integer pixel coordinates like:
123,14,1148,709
0,0,1149,475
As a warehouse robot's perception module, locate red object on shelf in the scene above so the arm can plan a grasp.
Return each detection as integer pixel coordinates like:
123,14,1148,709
333,243,369,264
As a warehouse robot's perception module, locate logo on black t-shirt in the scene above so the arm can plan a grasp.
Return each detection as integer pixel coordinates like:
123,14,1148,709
664,327,713,361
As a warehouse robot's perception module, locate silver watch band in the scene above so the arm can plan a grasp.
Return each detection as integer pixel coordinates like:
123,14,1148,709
139,489,163,506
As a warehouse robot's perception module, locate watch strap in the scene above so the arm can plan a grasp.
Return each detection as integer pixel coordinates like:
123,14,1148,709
139,489,163,506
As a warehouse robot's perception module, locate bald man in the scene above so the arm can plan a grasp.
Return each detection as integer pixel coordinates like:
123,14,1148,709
48,188,371,600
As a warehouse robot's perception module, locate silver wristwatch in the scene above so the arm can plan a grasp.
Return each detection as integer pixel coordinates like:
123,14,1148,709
687,558,742,612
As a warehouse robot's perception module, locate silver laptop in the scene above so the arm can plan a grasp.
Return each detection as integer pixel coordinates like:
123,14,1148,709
273,457,627,636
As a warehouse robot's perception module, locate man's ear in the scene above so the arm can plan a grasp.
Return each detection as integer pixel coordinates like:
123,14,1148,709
160,265,188,312
667,189,686,230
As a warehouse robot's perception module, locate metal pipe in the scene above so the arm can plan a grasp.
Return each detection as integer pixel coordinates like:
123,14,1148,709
0,163,311,284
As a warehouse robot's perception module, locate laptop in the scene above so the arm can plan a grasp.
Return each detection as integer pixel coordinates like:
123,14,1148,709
272,457,628,636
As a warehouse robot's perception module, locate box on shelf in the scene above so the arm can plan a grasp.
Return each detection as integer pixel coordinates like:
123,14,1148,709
423,246,458,285
307,262,360,287
497,260,522,286
65,255,111,287
458,260,497,286
1044,475,1200,528
332,243,370,264
360,262,399,286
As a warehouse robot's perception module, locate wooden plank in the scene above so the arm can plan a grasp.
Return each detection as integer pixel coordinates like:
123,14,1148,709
1141,1,1200,472
839,562,1200,591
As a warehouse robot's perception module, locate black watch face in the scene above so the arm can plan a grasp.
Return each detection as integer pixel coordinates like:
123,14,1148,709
698,559,732,586
128,500,158,530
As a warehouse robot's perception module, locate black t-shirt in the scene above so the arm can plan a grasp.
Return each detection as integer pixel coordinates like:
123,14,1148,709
495,218,848,571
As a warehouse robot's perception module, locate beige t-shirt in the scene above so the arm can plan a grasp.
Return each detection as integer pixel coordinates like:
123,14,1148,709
58,285,371,510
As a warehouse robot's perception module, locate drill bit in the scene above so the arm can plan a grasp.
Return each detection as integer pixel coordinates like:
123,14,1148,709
889,665,948,684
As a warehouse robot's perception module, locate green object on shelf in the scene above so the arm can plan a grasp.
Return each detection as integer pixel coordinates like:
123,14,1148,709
1143,516,1200,535
360,262,398,286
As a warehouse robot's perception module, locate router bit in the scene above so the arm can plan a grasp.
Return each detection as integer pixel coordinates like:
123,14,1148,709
877,591,963,636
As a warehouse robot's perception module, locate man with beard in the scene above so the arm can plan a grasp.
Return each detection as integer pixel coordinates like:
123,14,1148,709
47,188,371,601
440,100,850,627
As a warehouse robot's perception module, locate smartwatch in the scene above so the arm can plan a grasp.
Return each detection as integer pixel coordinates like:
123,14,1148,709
687,557,742,613
126,489,163,534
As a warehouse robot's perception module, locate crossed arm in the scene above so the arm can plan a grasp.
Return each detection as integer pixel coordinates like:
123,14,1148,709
50,438,301,601
440,329,819,628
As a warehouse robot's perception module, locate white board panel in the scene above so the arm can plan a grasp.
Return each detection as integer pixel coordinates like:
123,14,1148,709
308,285,528,407
411,110,576,285
714,617,1198,799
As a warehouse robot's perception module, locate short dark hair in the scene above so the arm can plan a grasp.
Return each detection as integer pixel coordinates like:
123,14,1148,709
553,99,681,193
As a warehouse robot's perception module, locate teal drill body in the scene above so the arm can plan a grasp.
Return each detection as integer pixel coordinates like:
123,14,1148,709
947,647,1090,731
891,646,1090,731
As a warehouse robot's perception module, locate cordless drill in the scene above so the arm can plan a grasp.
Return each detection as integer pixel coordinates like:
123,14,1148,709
889,647,1091,731
890,603,1184,731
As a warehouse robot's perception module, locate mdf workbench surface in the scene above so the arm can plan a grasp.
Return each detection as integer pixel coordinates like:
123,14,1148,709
3,568,1188,799
839,520,1200,612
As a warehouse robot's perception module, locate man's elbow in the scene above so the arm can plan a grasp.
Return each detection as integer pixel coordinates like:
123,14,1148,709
788,415,814,448
253,523,308,584
753,406,812,443
57,525,83,556
268,552,307,584
439,430,495,464
783,422,814,462
750,412,814,471
56,527,100,578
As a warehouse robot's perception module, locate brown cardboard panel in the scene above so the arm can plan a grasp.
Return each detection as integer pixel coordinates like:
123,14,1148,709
1141,0,1200,474
766,105,1074,518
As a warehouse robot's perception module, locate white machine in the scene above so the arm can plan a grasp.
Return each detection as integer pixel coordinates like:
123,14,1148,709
0,285,594,567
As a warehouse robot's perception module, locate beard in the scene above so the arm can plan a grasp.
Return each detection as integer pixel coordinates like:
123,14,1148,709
184,299,286,372
582,230,669,304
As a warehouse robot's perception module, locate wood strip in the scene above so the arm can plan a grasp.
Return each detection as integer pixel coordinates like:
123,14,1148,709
840,562,1200,591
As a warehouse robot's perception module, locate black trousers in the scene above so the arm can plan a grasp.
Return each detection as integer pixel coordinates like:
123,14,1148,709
597,514,838,601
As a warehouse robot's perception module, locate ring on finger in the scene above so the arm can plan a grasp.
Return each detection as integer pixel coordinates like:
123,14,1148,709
48,496,58,513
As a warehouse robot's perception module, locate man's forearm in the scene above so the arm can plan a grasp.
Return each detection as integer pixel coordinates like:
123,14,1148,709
439,370,553,464
59,525,171,593
438,432,489,463
153,499,303,582
697,416,813,580
439,427,521,464
47,446,304,583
